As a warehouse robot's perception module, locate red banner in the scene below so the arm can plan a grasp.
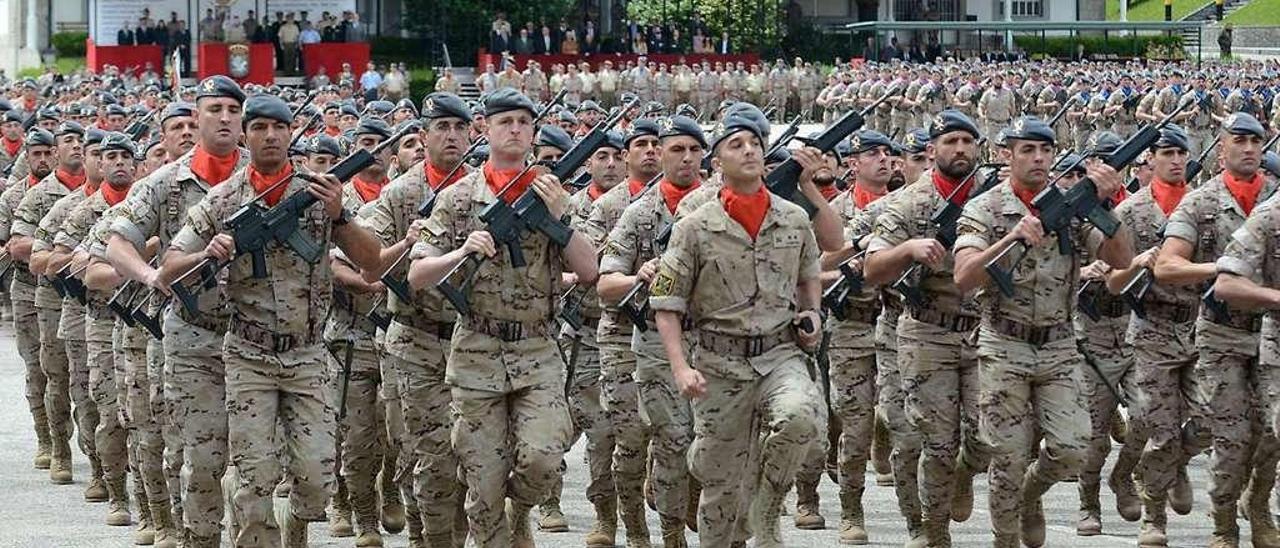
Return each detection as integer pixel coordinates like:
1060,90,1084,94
476,52,761,71
86,40,165,75
302,43,372,79
197,42,275,85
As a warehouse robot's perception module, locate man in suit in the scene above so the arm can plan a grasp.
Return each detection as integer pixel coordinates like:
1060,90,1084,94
716,31,732,54
135,18,153,45
117,23,135,46
491,30,510,54
514,29,534,54
536,25,557,54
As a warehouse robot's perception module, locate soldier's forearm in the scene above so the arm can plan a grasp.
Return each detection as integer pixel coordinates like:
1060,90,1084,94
105,235,155,284
1214,273,1280,310
863,245,914,286
83,260,123,291
655,311,689,371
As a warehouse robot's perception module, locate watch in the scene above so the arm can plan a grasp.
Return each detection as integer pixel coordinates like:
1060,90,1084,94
332,208,352,227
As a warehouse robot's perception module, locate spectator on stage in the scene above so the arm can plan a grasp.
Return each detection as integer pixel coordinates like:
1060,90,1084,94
243,10,259,42
117,23,135,46
279,14,301,75
562,30,580,55
633,34,649,55
135,18,153,45
536,25,557,54
338,62,356,87
514,28,534,54
270,12,285,60
226,16,246,43
692,29,708,53
173,20,192,75
435,69,460,93
359,62,383,102
582,20,598,54
343,11,368,42
669,28,685,54
199,8,221,42
300,22,321,46
492,12,512,41
253,16,268,42
310,66,331,89
716,31,732,54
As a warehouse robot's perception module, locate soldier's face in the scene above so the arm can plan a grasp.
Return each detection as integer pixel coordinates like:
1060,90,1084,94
587,146,625,189
485,110,534,163
356,134,389,177
339,114,358,129
244,118,291,169
196,97,243,154
106,114,126,130
424,117,468,167
1,121,20,140
83,144,103,181
143,145,167,174
323,110,338,126
1150,147,1188,184
855,146,893,186
162,116,198,158
1222,132,1262,178
624,135,660,179
904,152,931,183
56,134,83,170
713,131,763,183
27,145,53,178
1008,140,1055,187
930,131,976,180
660,136,704,187
534,146,563,165
102,148,135,187
395,132,426,170
307,153,337,173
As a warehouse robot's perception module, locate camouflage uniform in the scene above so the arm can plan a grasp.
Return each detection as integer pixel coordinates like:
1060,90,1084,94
362,163,467,546
109,149,249,545
1163,173,1280,540
170,168,340,546
13,171,82,478
978,87,1016,149
648,193,823,546
696,70,718,118
413,170,573,547
867,173,987,545
1106,88,1141,138
1181,90,1217,159
954,182,1093,546
0,176,49,464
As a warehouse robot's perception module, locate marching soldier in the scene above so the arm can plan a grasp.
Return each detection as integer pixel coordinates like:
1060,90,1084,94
597,61,619,109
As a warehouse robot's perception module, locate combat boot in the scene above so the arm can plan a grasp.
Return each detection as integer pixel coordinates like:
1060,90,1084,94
329,506,354,537
685,478,700,532
149,501,179,548
872,413,893,486
133,513,155,546
659,514,687,548
1246,481,1280,548
33,419,51,469
1108,464,1141,522
84,476,109,502
105,477,132,526
282,512,308,548
584,499,617,547
379,472,405,534
951,461,975,522
1076,479,1102,536
507,499,536,548
1210,504,1241,548
902,513,926,548
1020,470,1051,548
1110,413,1128,444
1168,465,1193,515
537,495,570,532
274,477,291,498
749,479,788,548
838,486,868,545
619,496,651,547
794,477,826,529
1137,495,1168,547
49,456,72,484
921,514,951,548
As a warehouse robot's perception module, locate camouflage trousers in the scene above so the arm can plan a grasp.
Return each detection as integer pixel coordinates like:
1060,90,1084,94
636,343,694,521
899,314,984,531
326,335,386,535
553,338,616,506
12,292,47,453
768,92,788,119
827,319,878,508
88,337,128,503
118,332,172,524
379,345,416,541
689,348,821,546
1130,316,1198,498
1074,315,1139,514
384,322,464,546
599,342,652,526
976,326,1089,544
150,337,184,522
697,92,717,118
66,336,103,479
36,305,72,464
875,311,922,526
451,368,572,546
162,316,229,542
224,334,336,547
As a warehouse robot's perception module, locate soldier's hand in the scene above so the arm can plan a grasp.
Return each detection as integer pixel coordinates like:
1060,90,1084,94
1011,216,1045,247
637,258,660,283
462,230,497,258
204,233,234,263
532,174,570,219
143,268,171,297
307,173,346,220
674,367,707,400
1134,246,1159,270
793,146,824,187
794,309,821,350
363,280,386,294
1087,162,1122,201
144,236,161,260
1080,260,1110,280
905,238,946,268
406,219,428,246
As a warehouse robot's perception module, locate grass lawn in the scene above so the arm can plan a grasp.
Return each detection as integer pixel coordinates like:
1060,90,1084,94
1106,0,1204,21
1225,0,1280,24
18,57,85,78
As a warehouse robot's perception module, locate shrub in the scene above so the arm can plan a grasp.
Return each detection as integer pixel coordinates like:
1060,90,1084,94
1013,34,1183,60
52,32,88,57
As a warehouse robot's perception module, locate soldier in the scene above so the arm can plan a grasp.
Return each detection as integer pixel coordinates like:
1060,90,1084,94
1151,113,1280,548
952,116,1131,547
0,127,55,471
1181,76,1217,159
405,88,599,547
977,74,1016,150
696,63,718,118
767,61,790,120
649,104,823,547
863,111,987,547
1105,75,1141,140
10,120,89,486
523,61,548,104
672,65,694,111
564,64,585,107
632,60,653,104
104,76,250,547
582,118,661,546
0,108,24,173
597,61,619,108
655,64,674,110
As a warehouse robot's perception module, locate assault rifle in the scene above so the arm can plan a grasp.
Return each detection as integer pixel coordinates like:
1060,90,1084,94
1184,134,1221,183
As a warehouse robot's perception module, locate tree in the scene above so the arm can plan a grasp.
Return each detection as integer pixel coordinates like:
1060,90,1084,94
404,0,576,64
624,0,787,53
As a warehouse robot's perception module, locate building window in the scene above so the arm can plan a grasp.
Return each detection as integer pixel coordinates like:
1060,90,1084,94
996,0,1045,19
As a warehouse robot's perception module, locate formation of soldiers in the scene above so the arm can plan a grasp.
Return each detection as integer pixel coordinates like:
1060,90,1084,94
6,54,1280,548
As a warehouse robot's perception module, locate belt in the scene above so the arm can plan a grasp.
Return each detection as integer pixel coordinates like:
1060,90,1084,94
176,305,228,334
230,317,315,353
882,294,904,316
910,307,980,333
697,328,795,358
987,317,1073,346
461,316,551,343
836,300,879,324
1144,302,1195,324
1096,298,1129,318
86,302,111,321
391,313,456,340
12,267,34,285
1203,310,1264,333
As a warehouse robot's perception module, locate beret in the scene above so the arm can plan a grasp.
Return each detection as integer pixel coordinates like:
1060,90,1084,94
536,124,575,153
26,127,54,147
3,110,24,124
288,139,308,157
1053,152,1086,175
161,102,196,124
105,104,128,117
928,110,980,140
307,134,344,157
469,143,490,165
56,120,85,137
194,75,246,103
484,88,537,118
600,130,625,151
576,100,605,114
364,100,396,116
674,103,698,119
99,131,136,157
0,98,12,112
394,98,418,114
97,92,118,105
339,103,360,118
242,94,293,127
37,106,61,121
470,103,485,117
1264,151,1280,178
395,120,423,135
322,102,341,113
1223,112,1266,139
834,140,854,158
556,109,579,127
1084,131,1123,156
141,138,163,157
643,101,665,116
900,128,931,154
661,115,709,149
84,128,107,147
355,117,392,139
625,119,661,147
300,104,320,118
1002,116,1056,145
849,130,895,154
1151,123,1190,151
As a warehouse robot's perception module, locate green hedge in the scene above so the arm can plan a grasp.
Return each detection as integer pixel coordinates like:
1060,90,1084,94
1013,34,1183,59
371,36,433,68
409,68,436,100
53,32,88,58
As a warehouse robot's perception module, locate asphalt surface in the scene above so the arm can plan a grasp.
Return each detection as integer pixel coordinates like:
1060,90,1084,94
0,320,1248,547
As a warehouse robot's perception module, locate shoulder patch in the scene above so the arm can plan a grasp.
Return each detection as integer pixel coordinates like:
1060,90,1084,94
650,270,676,297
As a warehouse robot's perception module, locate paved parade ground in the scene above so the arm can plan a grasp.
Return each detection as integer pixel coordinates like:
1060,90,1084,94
0,321,1244,547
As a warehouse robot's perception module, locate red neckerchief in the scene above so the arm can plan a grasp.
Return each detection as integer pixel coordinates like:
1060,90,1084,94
818,184,839,201
352,175,387,203
424,162,465,191
83,180,99,196
932,170,971,203
55,167,86,191
852,183,886,209
100,182,129,206
2,137,22,158
1012,182,1040,214
324,125,342,137
1224,170,1264,216
1149,177,1187,217
190,145,240,186
627,177,647,197
482,162,537,204
95,120,111,131
587,183,607,201
719,185,771,240
659,178,700,214
22,97,34,111
247,162,295,207
1111,187,1128,204
26,174,38,188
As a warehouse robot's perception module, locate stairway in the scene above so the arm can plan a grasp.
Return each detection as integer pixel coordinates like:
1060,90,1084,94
1179,0,1251,52
447,66,481,102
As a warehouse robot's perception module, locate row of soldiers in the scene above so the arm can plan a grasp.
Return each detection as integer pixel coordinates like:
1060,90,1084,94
3,61,1280,548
